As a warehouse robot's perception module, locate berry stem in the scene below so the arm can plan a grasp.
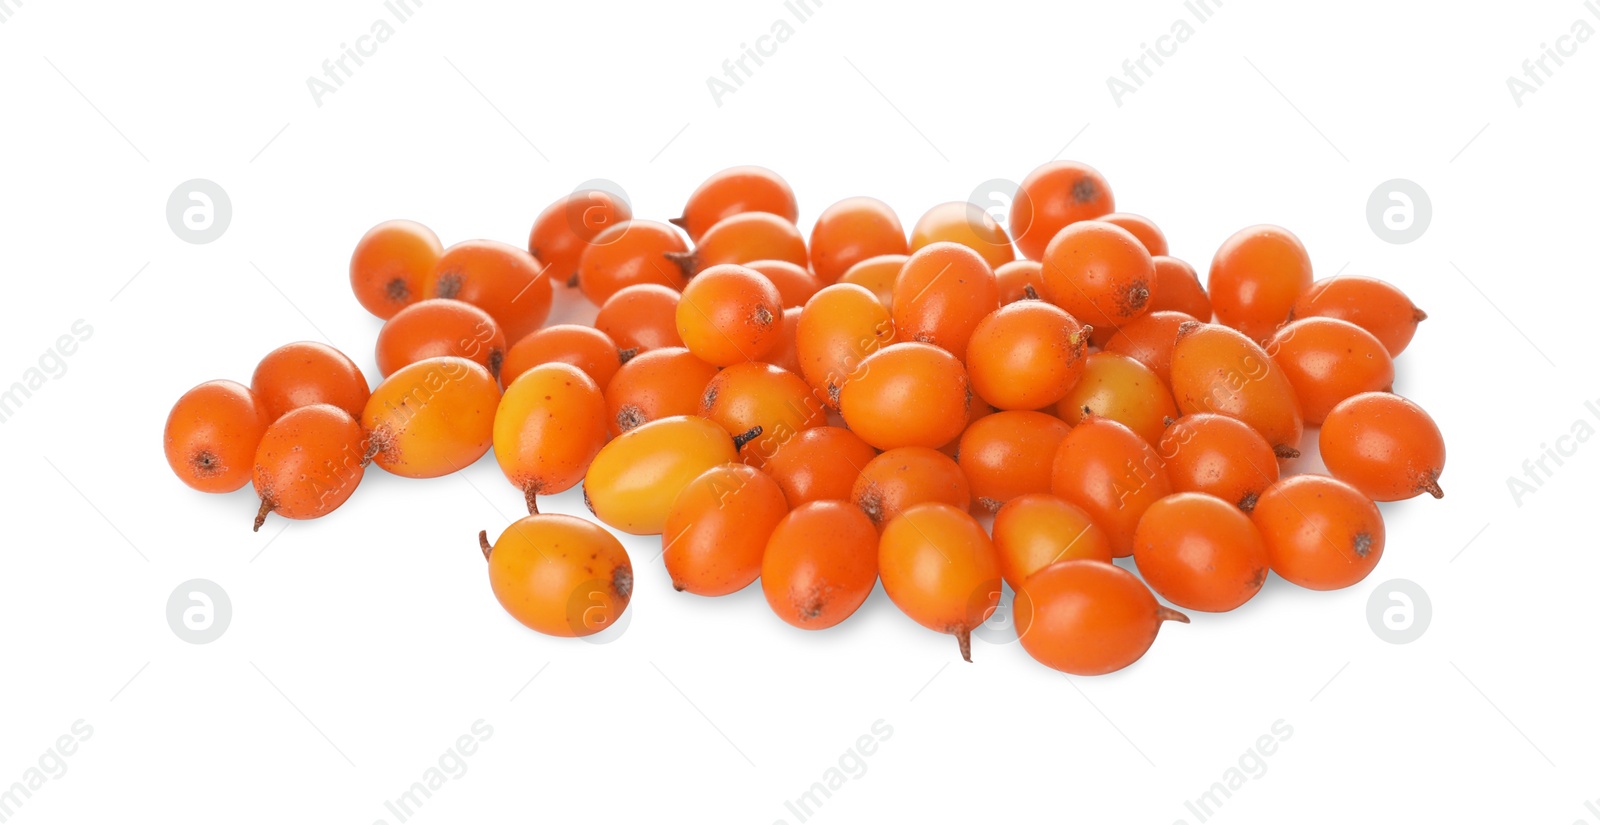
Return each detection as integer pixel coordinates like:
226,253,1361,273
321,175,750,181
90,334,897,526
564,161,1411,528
478,530,492,561
253,498,273,533
1158,606,1191,625
956,626,974,663
731,425,764,451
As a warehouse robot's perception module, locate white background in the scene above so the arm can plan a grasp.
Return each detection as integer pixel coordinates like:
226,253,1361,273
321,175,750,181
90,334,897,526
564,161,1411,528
2,0,1597,822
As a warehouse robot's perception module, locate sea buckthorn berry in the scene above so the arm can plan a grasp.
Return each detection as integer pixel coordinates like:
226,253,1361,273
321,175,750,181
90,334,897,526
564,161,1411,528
1098,212,1168,256
767,307,804,376
1289,275,1427,356
671,165,799,242
1050,416,1172,557
251,404,366,531
966,300,1089,411
851,446,971,530
1102,310,1198,387
500,324,625,389
910,201,1016,270
995,260,1045,304
1207,225,1312,343
699,362,827,465
663,463,789,596
991,494,1114,589
375,298,507,380
957,411,1072,512
795,283,895,409
838,342,971,451
1320,392,1446,501
1267,317,1394,425
576,220,691,305
762,501,880,630
424,240,551,343
1014,560,1187,676
349,220,442,320
480,515,632,638
878,503,1002,662
165,380,271,493
362,357,500,479
594,284,683,355
250,341,370,422
1148,256,1212,320
1251,474,1385,591
746,259,824,308
1169,322,1305,459
528,189,633,287
762,426,878,508
493,363,608,512
1133,492,1269,612
1055,352,1178,446
1040,220,1155,329
667,211,809,277
603,347,720,436
837,253,907,310
809,196,909,284
676,263,784,367
1159,413,1280,512
1010,160,1115,261
583,415,744,535
892,241,1000,360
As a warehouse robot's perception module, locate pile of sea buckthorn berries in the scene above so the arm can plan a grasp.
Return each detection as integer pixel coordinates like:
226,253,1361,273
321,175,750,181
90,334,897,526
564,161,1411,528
164,161,1445,675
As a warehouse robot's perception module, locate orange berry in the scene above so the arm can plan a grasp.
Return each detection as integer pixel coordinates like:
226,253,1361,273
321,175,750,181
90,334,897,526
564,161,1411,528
165,380,271,493
1050,416,1171,557
966,301,1090,410
762,501,880,629
375,298,506,380
1011,160,1114,261
251,404,366,530
851,446,971,530
1133,492,1269,612
879,503,1002,662
910,201,1015,270
500,324,625,389
1208,225,1312,343
892,241,1000,361
837,342,971,451
991,494,1114,589
1320,392,1446,501
576,220,690,305
809,196,908,284
1014,560,1186,675
1040,219,1155,329
424,240,551,343
675,263,784,366
349,220,442,320
250,341,369,422
957,411,1072,512
663,463,789,596
527,189,633,287
1251,475,1384,590
672,165,798,242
